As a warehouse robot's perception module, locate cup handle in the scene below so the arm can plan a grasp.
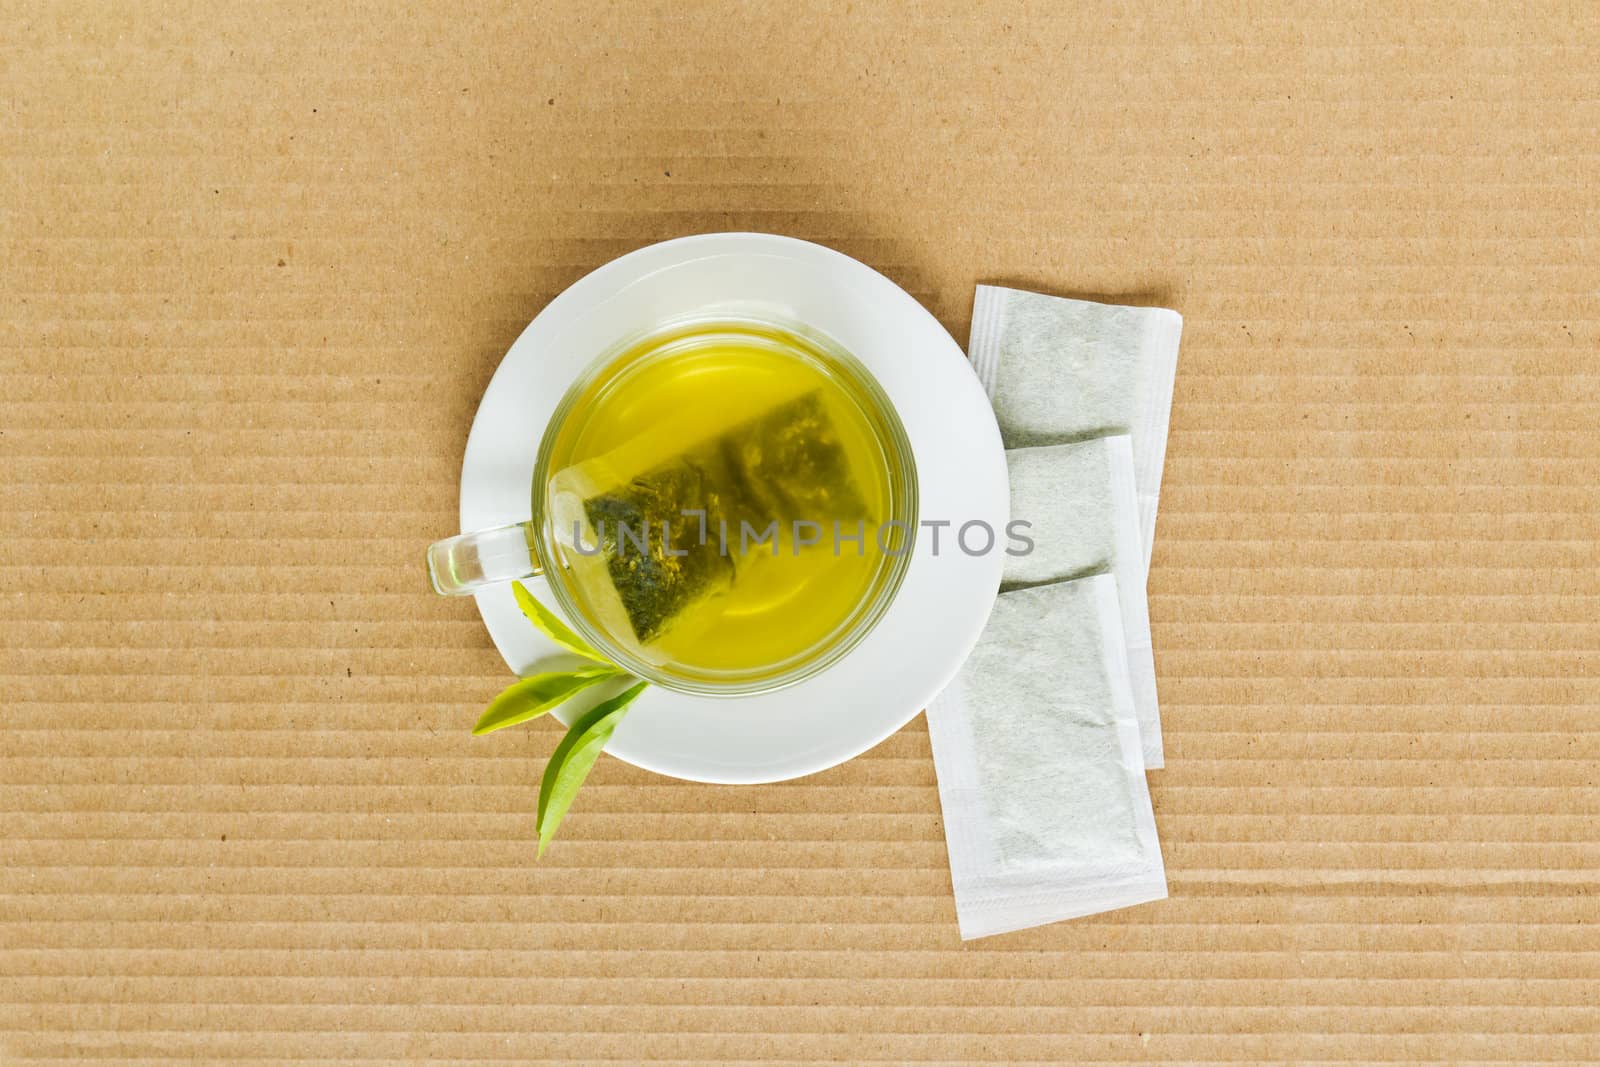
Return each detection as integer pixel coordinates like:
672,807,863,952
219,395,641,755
426,521,542,596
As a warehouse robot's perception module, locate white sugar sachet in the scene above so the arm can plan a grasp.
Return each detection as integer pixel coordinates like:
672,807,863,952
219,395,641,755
926,574,1166,939
1005,435,1162,768
969,285,1182,571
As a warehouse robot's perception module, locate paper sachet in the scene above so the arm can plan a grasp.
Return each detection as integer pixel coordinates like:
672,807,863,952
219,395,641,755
925,574,1166,940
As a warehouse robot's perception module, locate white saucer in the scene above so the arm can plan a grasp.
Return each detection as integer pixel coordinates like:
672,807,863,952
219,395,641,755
459,233,1006,783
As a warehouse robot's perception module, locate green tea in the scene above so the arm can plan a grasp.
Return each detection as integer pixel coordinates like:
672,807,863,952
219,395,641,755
541,323,899,680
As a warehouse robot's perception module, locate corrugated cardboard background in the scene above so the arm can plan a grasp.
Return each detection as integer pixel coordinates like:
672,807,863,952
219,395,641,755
4,3,1597,1063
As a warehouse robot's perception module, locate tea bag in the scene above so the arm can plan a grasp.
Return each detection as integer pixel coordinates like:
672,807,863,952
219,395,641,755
551,390,869,648
1005,435,1162,767
969,285,1182,570
925,574,1166,939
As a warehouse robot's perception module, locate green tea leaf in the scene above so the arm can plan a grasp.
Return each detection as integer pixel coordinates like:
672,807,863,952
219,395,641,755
472,665,619,736
512,580,607,662
535,680,649,857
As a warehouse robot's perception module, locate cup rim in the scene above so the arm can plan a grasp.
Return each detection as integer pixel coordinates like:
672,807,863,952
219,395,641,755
527,311,920,697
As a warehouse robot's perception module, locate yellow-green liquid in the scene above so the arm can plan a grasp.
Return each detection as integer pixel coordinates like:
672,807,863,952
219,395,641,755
542,324,897,679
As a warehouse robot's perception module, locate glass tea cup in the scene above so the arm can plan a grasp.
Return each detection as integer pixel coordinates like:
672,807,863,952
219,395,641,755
427,314,919,697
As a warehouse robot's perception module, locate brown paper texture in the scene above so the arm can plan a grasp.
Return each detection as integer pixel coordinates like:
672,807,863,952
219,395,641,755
3,3,1597,1063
